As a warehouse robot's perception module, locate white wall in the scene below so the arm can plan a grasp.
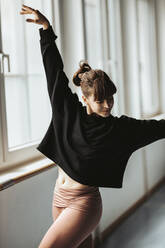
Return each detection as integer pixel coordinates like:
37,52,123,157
0,166,58,248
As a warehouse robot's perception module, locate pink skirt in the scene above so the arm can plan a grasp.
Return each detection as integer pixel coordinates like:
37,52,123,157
52,183,102,214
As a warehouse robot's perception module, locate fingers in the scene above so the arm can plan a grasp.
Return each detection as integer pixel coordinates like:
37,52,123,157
26,19,35,23
20,10,29,15
20,4,36,14
22,4,35,12
26,19,39,24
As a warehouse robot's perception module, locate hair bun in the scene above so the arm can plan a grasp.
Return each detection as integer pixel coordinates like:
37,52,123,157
79,59,91,71
72,59,92,87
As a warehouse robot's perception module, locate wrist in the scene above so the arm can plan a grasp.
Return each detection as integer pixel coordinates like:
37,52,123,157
43,22,50,30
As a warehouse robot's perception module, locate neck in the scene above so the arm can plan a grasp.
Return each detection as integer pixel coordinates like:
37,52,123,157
86,105,93,115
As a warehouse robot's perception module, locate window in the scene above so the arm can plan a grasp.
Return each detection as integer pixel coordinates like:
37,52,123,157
83,0,103,68
0,0,54,166
137,0,160,117
82,0,124,115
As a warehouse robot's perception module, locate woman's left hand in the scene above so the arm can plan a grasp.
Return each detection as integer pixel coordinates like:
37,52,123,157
20,4,50,29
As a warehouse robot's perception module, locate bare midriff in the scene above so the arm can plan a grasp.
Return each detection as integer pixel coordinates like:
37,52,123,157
56,165,93,190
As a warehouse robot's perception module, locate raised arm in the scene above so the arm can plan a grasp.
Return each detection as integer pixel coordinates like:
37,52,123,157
39,25,64,98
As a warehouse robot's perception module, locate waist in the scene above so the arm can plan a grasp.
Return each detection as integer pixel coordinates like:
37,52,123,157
54,180,99,195
57,165,96,190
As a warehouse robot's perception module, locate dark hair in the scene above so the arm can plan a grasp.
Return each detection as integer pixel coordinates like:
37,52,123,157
72,59,117,101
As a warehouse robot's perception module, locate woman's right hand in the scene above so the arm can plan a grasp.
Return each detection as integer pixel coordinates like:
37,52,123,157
20,4,50,29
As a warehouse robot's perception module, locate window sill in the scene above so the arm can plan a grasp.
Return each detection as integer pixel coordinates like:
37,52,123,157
0,158,56,191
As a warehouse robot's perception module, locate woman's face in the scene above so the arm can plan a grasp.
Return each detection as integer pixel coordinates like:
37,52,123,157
82,94,114,117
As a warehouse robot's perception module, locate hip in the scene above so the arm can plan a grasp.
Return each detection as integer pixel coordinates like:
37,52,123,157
53,182,102,214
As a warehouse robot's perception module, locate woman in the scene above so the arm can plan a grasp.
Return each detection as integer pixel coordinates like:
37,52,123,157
20,4,165,248
20,4,106,248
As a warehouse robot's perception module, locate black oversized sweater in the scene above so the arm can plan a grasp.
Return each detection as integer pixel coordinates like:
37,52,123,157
36,25,165,188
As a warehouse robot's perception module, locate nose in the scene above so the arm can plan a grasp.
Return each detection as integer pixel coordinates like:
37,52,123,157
103,100,111,108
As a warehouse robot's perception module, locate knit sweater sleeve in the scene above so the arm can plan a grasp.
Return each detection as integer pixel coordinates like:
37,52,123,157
39,25,79,117
119,115,165,153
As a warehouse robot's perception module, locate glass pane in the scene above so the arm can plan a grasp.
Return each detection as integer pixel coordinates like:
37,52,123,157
84,0,103,68
137,0,159,116
5,76,29,148
0,0,52,150
107,0,116,61
1,0,25,74
27,74,52,142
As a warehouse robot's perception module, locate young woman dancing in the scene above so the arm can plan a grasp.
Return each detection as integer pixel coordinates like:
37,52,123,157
20,4,165,248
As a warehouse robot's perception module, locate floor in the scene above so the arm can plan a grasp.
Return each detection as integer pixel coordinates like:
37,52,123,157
99,182,165,248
